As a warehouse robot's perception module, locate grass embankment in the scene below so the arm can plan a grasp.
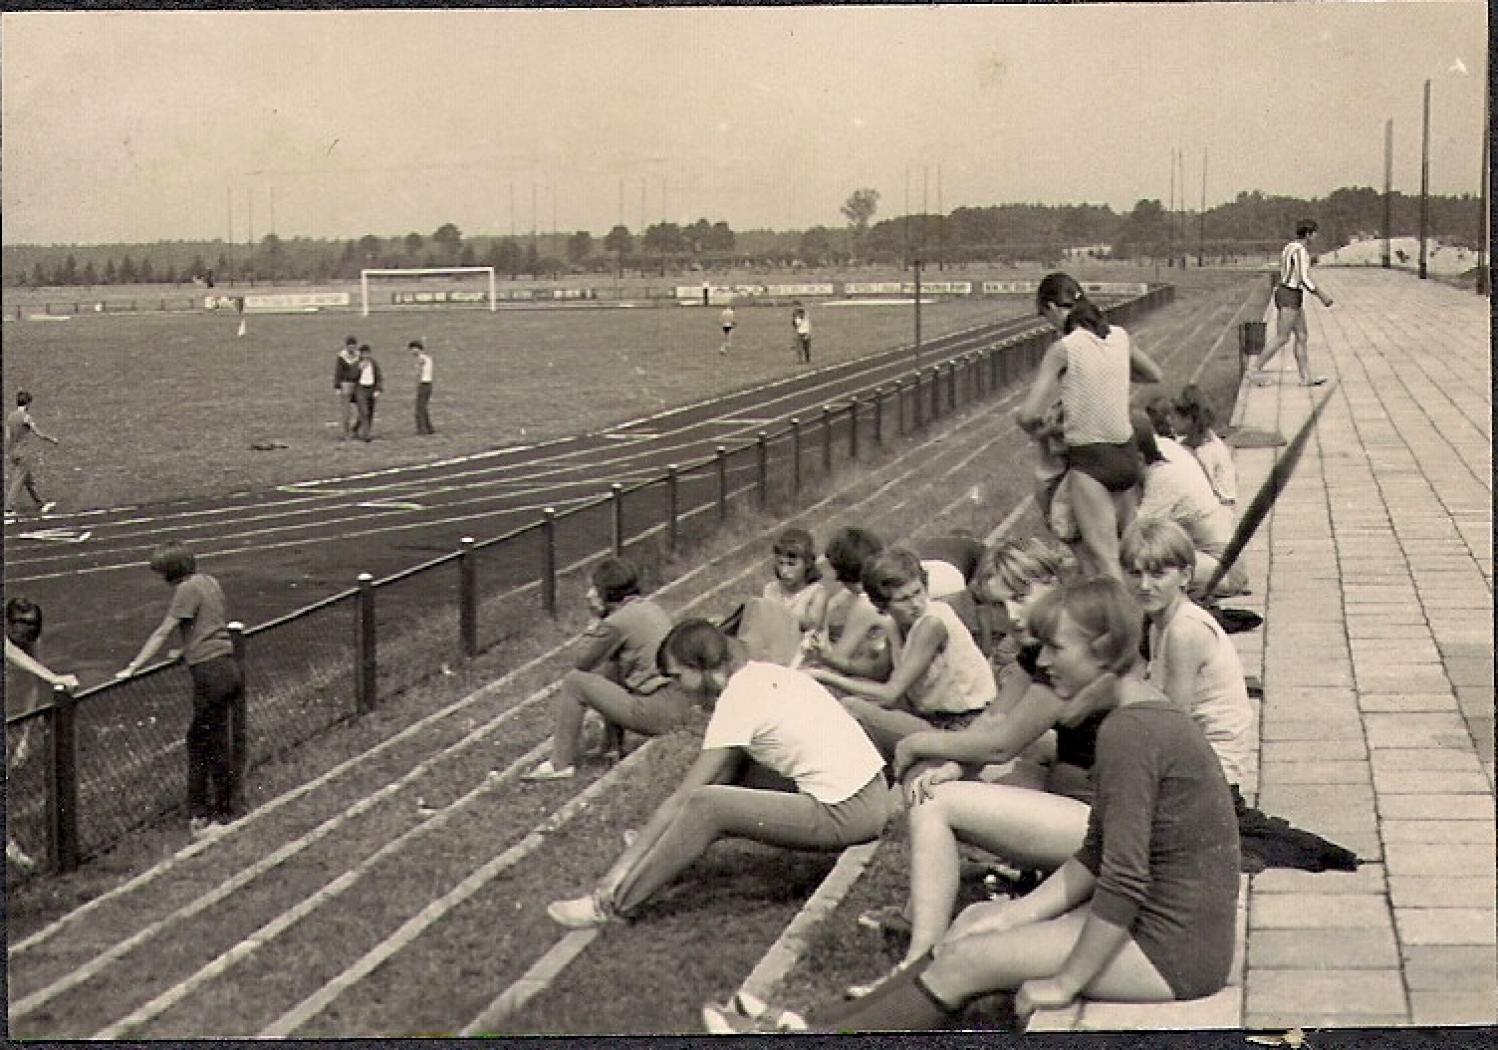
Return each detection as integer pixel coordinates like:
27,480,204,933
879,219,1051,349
9,268,1264,1037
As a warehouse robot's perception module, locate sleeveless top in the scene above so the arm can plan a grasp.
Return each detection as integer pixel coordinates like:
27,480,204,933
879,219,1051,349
1146,601,1254,787
1060,326,1133,447
761,579,823,628
606,598,673,695
902,600,995,715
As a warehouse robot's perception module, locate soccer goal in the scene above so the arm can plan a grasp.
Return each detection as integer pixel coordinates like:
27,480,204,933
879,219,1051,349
360,266,498,316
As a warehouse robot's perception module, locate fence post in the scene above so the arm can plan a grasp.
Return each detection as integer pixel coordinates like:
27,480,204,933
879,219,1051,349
873,387,884,447
459,537,478,658
715,446,728,522
790,419,802,499
894,380,906,436
756,431,768,509
666,467,680,551
610,483,624,557
931,365,943,420
45,683,79,874
950,358,960,408
227,621,248,816
355,574,377,712
821,405,834,476
541,509,558,615
848,396,860,460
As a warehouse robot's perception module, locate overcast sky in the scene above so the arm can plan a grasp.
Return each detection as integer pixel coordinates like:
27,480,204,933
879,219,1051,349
1,3,1486,246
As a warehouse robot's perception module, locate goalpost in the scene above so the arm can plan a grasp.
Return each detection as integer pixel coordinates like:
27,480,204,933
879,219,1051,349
360,266,498,316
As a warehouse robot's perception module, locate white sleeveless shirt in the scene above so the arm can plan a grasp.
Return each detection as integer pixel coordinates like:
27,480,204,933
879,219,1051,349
1060,326,1133,447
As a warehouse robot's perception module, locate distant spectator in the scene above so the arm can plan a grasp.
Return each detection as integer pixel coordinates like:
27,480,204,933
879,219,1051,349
353,344,383,442
334,336,361,439
410,340,436,435
719,304,736,356
792,303,812,363
5,391,60,520
116,542,244,839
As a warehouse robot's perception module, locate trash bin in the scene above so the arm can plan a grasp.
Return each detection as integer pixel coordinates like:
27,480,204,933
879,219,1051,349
1238,321,1266,377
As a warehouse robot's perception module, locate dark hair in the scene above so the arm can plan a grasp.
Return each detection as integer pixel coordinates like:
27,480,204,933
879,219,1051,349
656,617,731,675
1142,393,1175,438
591,556,642,606
1171,384,1215,447
409,340,424,350
1131,411,1165,466
15,390,33,407
358,343,372,354
1062,300,1111,339
1295,220,1319,239
1027,576,1142,675
771,528,821,583
345,336,358,347
149,541,197,584
5,597,43,650
824,526,884,585
1035,272,1084,315
861,548,927,613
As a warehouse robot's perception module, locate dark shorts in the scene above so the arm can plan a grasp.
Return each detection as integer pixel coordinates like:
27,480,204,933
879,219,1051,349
1273,285,1304,310
1064,441,1142,492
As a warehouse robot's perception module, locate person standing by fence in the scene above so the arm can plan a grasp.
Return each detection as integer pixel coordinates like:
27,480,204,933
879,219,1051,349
1251,219,1334,387
353,343,383,442
116,542,245,839
5,597,79,871
410,340,436,435
5,390,61,521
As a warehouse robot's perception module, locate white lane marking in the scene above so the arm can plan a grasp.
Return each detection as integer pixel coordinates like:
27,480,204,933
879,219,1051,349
353,500,425,511
15,528,92,543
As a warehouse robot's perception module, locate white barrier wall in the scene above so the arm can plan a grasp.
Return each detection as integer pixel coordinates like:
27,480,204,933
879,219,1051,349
242,292,350,311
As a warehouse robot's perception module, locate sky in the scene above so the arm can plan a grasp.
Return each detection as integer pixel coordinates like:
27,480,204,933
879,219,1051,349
1,3,1487,246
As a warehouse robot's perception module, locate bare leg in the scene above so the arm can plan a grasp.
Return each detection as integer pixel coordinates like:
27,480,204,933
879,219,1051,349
1066,471,1123,581
904,782,1090,963
1255,305,1300,375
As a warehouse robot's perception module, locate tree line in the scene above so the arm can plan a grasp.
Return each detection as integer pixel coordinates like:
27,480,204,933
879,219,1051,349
3,187,1483,288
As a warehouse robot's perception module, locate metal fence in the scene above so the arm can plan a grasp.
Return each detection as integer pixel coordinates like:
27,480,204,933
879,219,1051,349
5,284,1175,878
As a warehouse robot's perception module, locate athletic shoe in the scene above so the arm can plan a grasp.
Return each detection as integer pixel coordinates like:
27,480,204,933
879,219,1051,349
702,1000,808,1034
547,890,614,929
1250,373,1275,387
1303,376,1329,387
521,759,575,782
6,837,36,871
622,827,639,847
856,904,913,937
38,501,57,515
845,959,915,1000
188,817,226,842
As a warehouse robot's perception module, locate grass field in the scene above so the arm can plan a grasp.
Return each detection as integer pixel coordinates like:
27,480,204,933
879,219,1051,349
0,264,1182,512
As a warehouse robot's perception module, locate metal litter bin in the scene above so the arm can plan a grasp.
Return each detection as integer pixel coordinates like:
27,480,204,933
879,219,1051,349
1238,321,1266,378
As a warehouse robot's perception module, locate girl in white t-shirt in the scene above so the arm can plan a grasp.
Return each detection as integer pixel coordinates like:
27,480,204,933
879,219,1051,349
547,619,889,928
761,527,829,633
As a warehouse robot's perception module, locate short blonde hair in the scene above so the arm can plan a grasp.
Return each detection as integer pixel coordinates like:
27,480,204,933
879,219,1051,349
1120,517,1196,575
971,537,1071,601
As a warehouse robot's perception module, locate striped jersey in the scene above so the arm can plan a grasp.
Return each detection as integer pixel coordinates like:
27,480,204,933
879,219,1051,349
1278,239,1318,292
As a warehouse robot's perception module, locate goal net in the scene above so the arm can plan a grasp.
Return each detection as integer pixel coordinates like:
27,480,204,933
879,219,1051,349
360,266,497,316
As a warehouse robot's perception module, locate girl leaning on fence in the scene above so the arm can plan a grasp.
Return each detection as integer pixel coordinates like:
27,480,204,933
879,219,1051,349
116,542,245,841
6,597,80,871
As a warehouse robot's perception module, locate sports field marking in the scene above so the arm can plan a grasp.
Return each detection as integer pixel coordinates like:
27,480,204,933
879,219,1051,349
458,930,600,1036
353,500,425,511
14,528,92,543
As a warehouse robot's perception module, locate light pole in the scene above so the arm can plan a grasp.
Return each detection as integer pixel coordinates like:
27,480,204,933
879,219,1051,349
1419,78,1430,279
913,257,923,368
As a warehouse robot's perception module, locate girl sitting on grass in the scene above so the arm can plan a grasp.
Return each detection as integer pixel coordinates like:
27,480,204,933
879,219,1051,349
705,577,1240,1034
1122,518,1254,792
547,618,889,928
807,549,995,760
524,557,694,781
1172,384,1238,507
801,525,892,682
761,527,829,633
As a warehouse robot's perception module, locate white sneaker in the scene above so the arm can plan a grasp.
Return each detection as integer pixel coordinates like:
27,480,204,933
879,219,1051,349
547,890,613,929
188,817,226,842
38,501,57,515
7,838,36,871
521,759,575,782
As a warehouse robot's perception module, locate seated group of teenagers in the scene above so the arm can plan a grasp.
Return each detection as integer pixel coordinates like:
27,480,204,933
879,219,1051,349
513,274,1304,1032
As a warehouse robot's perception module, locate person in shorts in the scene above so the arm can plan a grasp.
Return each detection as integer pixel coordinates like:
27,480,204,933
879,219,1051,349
1251,220,1334,387
5,391,61,519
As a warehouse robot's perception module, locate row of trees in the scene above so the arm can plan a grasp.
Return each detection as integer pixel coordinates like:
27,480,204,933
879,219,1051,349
4,188,1484,288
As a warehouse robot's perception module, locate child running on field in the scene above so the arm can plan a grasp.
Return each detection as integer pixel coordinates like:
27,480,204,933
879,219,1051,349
761,527,829,633
524,557,697,781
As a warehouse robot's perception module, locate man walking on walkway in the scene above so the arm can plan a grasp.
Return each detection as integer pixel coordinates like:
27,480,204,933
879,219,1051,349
1251,219,1334,387
353,344,383,442
5,391,60,520
410,340,436,435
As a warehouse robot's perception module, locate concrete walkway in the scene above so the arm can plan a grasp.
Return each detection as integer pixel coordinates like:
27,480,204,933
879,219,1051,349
1035,268,1495,1033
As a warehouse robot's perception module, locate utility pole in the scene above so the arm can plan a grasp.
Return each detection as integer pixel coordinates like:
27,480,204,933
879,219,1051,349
1419,78,1430,279
269,184,276,237
913,257,923,368
1167,148,1176,268
1383,119,1393,269
1481,82,1491,295
903,167,911,267
936,163,944,272
1197,148,1207,267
